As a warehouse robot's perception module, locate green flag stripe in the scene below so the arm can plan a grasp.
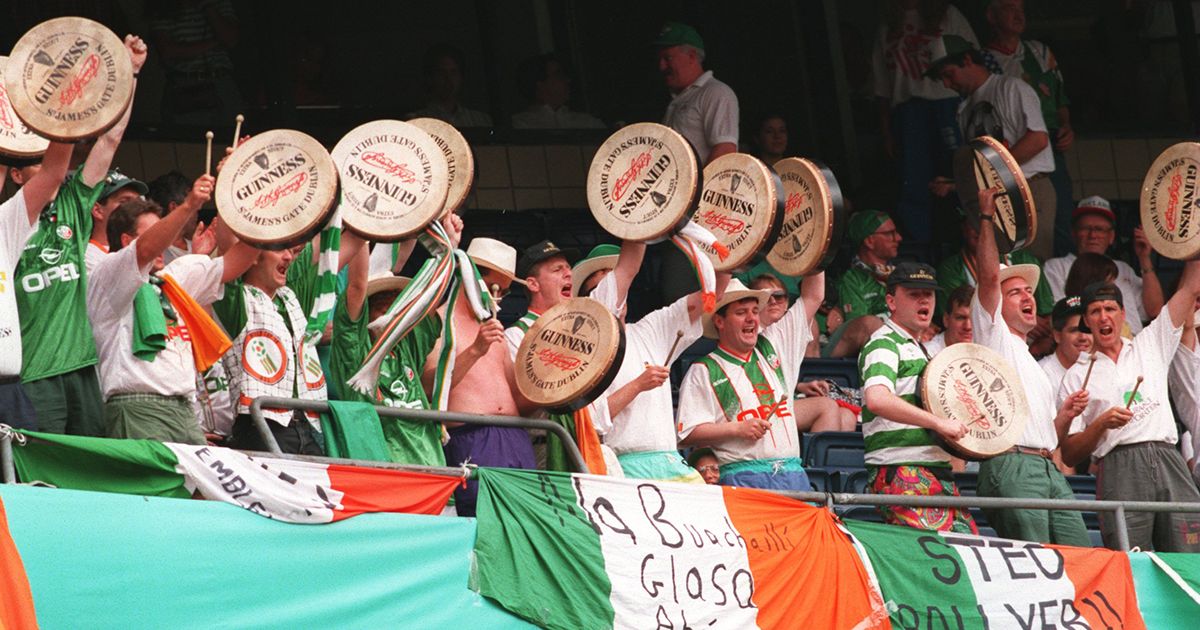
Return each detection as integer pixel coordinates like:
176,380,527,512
11,430,188,498
473,468,615,630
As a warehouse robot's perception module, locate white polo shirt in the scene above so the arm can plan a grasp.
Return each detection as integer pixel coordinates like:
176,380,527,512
971,295,1058,450
599,287,701,455
662,70,739,164
1043,254,1146,334
87,247,225,399
0,192,36,377
676,298,811,464
1058,311,1182,459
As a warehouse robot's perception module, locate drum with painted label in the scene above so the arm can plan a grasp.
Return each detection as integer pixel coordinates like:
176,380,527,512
3,17,135,141
695,152,784,272
408,117,475,215
515,297,626,413
766,157,846,276
919,342,1030,460
953,136,1037,254
214,129,339,250
331,119,449,241
586,122,700,241
0,57,50,160
1141,142,1200,260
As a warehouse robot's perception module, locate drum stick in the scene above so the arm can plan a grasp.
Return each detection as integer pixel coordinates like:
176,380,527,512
204,131,214,176
1080,351,1097,390
1126,376,1143,409
232,114,244,149
488,283,501,318
663,330,685,367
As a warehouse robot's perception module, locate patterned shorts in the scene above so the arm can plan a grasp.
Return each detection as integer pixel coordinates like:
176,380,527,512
868,465,978,534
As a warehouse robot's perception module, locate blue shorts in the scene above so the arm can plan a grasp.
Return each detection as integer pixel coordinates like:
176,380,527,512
718,457,808,491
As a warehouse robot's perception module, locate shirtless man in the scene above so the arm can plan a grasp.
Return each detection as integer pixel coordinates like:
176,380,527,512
438,233,534,517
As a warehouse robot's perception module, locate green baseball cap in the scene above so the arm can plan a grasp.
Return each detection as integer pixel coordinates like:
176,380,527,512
98,169,149,201
925,34,978,78
653,21,705,51
847,210,890,246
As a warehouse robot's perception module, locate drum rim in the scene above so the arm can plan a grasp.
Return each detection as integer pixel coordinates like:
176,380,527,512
700,152,785,272
3,17,134,142
586,122,701,242
331,118,451,242
765,156,845,276
955,136,1036,254
407,116,476,215
215,128,339,250
918,341,1031,460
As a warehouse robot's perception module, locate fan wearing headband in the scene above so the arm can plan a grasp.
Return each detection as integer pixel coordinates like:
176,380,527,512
1057,257,1200,552
969,187,1090,546
858,262,976,534
676,270,824,491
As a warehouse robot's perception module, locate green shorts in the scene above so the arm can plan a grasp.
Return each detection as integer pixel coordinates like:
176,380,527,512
106,393,207,445
23,366,105,436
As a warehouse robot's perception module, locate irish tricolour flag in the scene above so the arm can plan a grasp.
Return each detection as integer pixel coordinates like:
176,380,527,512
471,468,882,629
11,430,458,522
472,468,1150,630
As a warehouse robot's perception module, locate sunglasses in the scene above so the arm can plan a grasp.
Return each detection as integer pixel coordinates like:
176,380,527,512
767,291,788,302
695,465,719,474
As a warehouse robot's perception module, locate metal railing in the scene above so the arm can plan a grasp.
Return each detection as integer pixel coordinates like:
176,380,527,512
6,412,1200,551
248,396,590,474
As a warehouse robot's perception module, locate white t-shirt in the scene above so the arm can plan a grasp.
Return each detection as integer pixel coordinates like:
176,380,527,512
871,5,977,104
1170,342,1200,440
1038,352,1071,392
1043,254,1146,334
0,192,36,377
600,288,701,455
958,74,1055,177
971,294,1058,450
1058,311,1182,459
87,247,225,399
676,298,812,464
662,70,739,164
924,331,947,356
85,240,108,273
511,104,605,130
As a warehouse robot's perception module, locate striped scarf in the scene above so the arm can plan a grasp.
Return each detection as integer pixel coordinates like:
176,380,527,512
348,221,493,407
302,205,342,345
668,221,728,313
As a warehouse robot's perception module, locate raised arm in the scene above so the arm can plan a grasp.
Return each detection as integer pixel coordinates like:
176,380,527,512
686,272,732,321
20,142,73,222
135,175,212,268
81,36,147,186
801,270,825,322
1133,226,1165,319
219,241,260,283
974,187,1003,315
610,240,647,308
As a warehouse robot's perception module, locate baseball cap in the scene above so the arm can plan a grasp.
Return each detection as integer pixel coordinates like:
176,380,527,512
1050,295,1084,330
516,240,577,280
925,34,978,78
653,22,705,52
1076,282,1123,334
1072,196,1115,224
98,169,149,201
887,261,940,291
847,210,890,246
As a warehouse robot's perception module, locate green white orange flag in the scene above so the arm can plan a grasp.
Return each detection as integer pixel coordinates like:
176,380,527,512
10,430,458,522
845,519,1146,629
471,467,882,630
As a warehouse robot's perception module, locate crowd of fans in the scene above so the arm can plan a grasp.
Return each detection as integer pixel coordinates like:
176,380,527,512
3,1,1200,555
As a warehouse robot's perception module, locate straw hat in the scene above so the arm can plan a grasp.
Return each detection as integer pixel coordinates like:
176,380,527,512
701,278,771,339
466,237,525,286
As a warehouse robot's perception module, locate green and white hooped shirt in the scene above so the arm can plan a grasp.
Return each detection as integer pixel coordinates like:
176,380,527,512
858,321,952,468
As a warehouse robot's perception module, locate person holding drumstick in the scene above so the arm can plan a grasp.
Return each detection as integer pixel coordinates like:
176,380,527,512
1057,260,1200,551
676,272,824,491
858,262,977,533
971,187,1090,546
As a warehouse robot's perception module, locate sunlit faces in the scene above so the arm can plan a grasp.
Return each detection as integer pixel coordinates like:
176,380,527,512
246,245,299,295
1000,277,1037,334
943,304,973,345
713,298,761,353
526,254,572,305
886,286,936,335
864,219,902,260
1083,300,1123,351
1053,314,1092,364
657,45,700,92
1073,214,1115,255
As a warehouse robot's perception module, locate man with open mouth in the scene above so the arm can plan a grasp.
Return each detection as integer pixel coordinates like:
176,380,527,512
859,261,977,533
970,187,1090,546
1057,256,1200,551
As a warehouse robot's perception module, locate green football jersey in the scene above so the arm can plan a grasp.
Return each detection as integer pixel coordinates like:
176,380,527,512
15,170,102,382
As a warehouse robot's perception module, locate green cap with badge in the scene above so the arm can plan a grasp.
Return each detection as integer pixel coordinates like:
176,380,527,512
98,169,149,201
